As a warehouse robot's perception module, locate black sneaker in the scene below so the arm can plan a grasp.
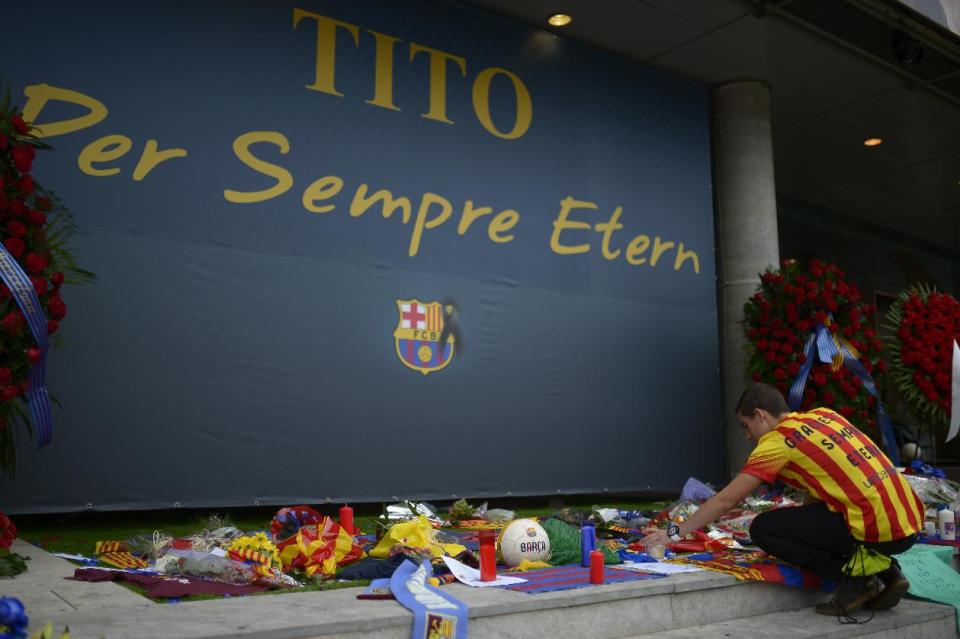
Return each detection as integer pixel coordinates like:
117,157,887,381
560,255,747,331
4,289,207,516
864,562,910,610
814,576,882,616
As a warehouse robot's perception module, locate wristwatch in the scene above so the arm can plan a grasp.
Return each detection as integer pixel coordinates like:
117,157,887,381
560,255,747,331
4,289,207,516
666,523,682,541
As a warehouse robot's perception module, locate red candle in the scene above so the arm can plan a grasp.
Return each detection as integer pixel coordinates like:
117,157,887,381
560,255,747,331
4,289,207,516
589,549,604,584
479,530,497,581
339,504,354,535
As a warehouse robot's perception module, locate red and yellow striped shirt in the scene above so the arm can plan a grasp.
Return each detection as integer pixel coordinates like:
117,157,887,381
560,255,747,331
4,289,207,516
742,408,924,542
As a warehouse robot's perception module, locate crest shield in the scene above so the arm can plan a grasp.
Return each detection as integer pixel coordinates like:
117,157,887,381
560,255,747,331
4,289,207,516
394,299,455,375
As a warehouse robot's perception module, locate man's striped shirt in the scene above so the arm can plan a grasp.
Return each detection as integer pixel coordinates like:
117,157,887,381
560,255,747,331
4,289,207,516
742,408,924,542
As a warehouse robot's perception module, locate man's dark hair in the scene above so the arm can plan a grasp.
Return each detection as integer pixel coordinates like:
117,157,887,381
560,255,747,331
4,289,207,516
736,383,790,417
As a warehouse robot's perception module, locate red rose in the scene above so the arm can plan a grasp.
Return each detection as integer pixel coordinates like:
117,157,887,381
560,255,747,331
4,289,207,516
51,272,64,287
47,319,59,335
788,362,801,376
822,391,836,405
27,210,46,226
30,276,48,296
0,386,19,403
4,237,25,258
774,368,786,380
1,311,25,336
814,373,827,387
24,252,47,274
25,346,41,364
48,296,67,320
11,115,29,134
18,175,34,194
0,517,16,549
12,144,35,173
6,220,27,237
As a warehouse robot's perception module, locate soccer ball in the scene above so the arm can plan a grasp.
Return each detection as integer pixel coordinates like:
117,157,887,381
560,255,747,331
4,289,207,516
901,442,923,461
499,518,551,566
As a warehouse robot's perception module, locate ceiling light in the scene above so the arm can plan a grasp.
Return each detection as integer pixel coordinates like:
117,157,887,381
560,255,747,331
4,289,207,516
863,138,883,147
547,13,572,27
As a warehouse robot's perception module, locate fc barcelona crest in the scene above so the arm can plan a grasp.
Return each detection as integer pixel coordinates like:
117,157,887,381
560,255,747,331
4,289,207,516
425,613,457,638
394,299,455,375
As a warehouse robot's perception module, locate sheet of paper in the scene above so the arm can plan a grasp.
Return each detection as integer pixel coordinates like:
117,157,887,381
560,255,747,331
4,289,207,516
441,555,527,587
53,552,97,563
611,561,704,575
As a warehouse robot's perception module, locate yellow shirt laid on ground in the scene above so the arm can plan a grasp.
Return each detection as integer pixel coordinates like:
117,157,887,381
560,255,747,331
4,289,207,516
742,408,925,543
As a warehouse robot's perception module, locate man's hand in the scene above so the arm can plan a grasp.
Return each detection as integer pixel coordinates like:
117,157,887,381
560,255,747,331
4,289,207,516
640,527,671,550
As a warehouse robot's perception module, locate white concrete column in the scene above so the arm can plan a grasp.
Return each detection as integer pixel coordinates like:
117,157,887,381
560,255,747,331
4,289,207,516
710,80,780,477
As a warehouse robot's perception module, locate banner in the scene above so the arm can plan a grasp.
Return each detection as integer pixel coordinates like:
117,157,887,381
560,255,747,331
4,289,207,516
0,0,721,512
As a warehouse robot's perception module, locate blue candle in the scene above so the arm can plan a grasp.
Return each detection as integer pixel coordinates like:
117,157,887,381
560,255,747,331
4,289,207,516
581,524,596,567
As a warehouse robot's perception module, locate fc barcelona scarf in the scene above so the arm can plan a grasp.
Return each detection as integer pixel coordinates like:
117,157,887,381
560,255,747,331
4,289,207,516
671,550,834,591
99,552,149,570
390,560,468,639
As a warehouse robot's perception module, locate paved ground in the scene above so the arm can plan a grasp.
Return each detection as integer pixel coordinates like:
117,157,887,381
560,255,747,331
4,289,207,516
1,539,954,639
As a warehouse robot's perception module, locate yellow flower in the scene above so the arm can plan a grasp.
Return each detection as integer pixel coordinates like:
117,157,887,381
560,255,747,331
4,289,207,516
228,534,282,569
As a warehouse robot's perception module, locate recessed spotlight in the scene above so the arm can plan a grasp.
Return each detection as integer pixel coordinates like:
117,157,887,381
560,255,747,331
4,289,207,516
547,13,572,27
863,138,883,147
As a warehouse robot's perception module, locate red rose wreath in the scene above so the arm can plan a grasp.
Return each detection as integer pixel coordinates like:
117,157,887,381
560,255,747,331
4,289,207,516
0,93,92,474
885,284,960,432
743,259,886,435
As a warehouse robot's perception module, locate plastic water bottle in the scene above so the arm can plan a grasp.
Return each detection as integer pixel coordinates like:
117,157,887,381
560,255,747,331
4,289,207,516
939,508,955,541
581,524,596,567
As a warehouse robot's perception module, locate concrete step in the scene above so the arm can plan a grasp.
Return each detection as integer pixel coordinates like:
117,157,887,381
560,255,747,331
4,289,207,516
636,599,955,639
2,539,955,638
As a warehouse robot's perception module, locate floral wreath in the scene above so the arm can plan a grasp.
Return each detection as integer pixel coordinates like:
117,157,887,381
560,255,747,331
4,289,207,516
0,92,92,475
743,259,885,432
884,284,959,430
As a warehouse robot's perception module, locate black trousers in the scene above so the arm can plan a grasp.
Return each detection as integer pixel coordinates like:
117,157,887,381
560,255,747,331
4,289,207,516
750,503,916,581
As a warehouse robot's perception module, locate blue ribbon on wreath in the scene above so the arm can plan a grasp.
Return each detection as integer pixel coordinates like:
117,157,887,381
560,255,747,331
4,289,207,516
0,245,52,447
787,319,900,465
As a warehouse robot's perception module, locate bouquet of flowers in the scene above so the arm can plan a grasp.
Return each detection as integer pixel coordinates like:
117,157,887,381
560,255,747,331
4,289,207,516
0,511,27,577
743,259,885,433
0,90,93,475
884,284,959,431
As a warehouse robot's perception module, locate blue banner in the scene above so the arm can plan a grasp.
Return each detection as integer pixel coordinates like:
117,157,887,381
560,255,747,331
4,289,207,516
0,0,721,511
390,560,468,639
